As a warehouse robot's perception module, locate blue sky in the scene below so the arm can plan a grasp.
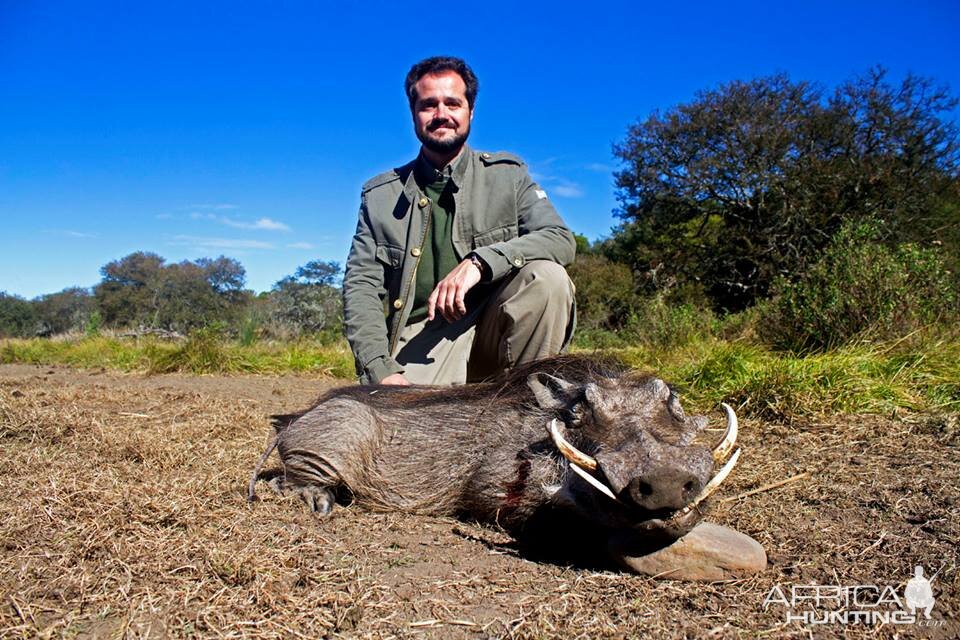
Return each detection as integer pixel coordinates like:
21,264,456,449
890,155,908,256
2,0,958,298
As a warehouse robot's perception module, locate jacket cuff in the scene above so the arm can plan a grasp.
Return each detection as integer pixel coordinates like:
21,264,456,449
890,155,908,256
471,245,527,281
362,355,404,384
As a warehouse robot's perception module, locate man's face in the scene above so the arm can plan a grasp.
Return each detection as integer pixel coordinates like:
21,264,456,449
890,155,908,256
412,71,473,154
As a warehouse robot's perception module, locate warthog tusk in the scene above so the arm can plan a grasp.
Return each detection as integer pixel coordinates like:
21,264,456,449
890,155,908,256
713,403,738,462
548,418,598,472
665,448,741,526
568,462,620,503
547,419,618,502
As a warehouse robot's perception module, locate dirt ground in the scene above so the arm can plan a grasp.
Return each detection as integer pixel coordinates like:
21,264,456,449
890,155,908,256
0,363,957,639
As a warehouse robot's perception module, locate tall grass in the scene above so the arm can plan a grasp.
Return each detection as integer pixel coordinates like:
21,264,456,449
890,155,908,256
600,331,959,418
2,328,957,419
0,335,151,370
1,333,354,378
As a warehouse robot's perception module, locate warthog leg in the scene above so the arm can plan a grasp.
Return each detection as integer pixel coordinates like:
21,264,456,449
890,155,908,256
249,430,338,516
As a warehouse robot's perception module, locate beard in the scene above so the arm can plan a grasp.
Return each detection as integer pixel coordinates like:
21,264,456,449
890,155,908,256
417,121,470,154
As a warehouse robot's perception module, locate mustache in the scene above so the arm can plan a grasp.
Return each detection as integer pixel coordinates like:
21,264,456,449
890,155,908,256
427,118,459,132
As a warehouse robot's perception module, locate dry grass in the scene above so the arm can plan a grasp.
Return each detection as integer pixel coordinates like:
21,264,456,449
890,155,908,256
0,365,958,638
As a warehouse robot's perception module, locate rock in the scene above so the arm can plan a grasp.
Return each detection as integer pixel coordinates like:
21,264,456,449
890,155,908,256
612,522,767,581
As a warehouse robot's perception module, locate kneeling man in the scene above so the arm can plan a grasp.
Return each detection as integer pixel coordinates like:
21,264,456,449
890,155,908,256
343,56,576,385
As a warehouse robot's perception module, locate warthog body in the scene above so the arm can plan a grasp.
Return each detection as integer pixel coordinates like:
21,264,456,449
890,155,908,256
250,356,740,564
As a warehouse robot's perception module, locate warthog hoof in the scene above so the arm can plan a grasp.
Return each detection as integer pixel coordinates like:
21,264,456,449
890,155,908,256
269,477,335,516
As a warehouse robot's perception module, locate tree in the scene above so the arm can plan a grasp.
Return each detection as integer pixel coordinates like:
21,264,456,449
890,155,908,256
33,287,94,336
93,252,249,331
0,292,38,337
94,252,165,327
572,233,596,256
293,260,341,286
612,68,959,311
269,260,343,337
196,256,247,295
153,257,248,331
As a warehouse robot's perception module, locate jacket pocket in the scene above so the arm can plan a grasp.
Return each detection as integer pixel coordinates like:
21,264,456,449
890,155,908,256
375,243,404,303
472,224,518,249
375,243,404,268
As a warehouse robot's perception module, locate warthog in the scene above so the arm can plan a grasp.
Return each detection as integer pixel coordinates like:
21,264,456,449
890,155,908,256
249,355,740,566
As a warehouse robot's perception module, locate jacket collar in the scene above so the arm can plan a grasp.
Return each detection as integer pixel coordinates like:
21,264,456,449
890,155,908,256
416,145,471,188
400,145,472,204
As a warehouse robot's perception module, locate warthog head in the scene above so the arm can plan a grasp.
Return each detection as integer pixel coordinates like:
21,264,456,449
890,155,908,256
527,368,739,541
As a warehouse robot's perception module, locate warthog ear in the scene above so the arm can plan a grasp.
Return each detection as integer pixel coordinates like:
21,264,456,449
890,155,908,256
527,373,581,410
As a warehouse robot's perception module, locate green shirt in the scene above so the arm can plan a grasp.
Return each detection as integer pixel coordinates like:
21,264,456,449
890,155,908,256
408,155,460,324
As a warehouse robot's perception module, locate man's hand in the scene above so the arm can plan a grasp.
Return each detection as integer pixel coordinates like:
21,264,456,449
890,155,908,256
380,373,411,386
427,258,482,323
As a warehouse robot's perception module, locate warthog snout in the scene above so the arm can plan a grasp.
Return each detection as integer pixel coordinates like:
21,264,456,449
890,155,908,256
624,468,703,512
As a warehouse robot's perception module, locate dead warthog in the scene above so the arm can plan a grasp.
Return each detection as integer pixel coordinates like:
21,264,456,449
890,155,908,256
248,356,742,567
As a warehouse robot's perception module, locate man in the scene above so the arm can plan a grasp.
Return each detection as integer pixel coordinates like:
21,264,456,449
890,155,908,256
343,56,576,385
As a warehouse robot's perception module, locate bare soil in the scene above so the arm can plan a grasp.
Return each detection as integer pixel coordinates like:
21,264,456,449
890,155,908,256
0,363,957,639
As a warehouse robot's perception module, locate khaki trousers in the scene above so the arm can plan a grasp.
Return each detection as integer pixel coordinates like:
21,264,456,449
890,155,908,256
393,261,576,385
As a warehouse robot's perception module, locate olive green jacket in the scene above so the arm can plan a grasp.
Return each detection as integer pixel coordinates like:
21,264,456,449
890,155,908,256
342,146,576,383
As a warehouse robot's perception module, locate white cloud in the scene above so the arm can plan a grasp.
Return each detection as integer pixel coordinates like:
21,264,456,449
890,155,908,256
195,215,293,231
550,180,583,198
170,235,275,250
584,162,614,172
528,159,585,199
46,229,98,239
183,209,293,232
240,217,290,231
287,242,314,249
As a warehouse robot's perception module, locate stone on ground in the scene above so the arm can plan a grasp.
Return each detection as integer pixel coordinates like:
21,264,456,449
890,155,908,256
614,522,767,581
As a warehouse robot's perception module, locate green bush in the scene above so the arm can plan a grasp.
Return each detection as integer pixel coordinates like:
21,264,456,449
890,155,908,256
573,295,716,350
567,254,639,332
147,324,240,374
625,296,716,349
84,310,103,337
568,254,717,349
237,314,261,347
760,220,958,351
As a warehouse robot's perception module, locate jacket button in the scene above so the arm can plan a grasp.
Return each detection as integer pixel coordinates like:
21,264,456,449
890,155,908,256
418,197,429,207
513,257,524,267
411,247,421,257
393,299,403,310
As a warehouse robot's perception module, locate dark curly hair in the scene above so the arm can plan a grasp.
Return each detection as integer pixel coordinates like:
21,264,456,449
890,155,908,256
405,56,479,111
